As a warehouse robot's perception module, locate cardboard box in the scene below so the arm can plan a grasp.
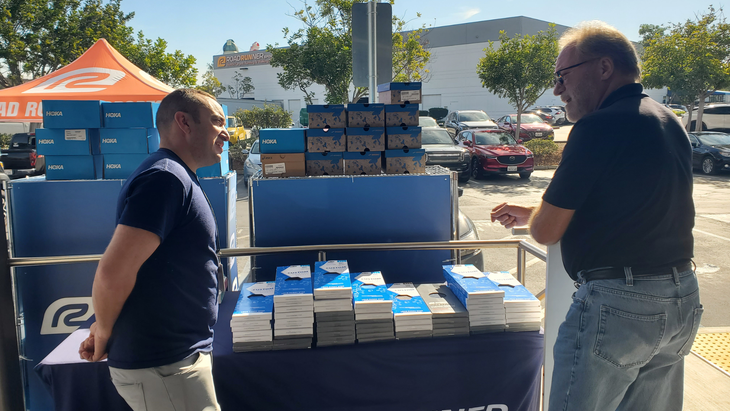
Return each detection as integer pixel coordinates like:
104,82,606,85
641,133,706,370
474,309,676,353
36,128,100,155
197,151,230,178
45,155,103,180
259,128,306,153
384,149,426,174
385,104,419,127
102,102,159,128
42,100,103,129
377,82,422,104
306,128,346,152
386,126,422,149
305,152,343,176
103,153,150,179
343,151,382,175
261,153,306,177
307,105,346,129
99,128,159,154
346,127,385,152
347,103,385,127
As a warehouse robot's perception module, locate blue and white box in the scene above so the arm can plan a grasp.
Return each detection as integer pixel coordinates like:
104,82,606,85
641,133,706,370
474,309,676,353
347,103,385,127
386,126,422,149
384,148,426,174
377,82,422,104
305,152,343,176
384,104,419,127
307,104,346,129
346,127,385,152
313,260,352,311
388,282,433,338
231,282,275,351
36,128,100,156
443,265,506,332
42,100,103,129
274,265,314,340
45,155,103,180
351,272,393,318
99,128,159,154
259,128,306,153
102,102,159,128
306,128,346,152
197,151,230,178
102,153,149,179
487,271,542,332
343,151,381,175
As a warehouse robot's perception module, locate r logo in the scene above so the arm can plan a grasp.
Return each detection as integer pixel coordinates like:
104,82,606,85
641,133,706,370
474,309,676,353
22,68,125,94
40,297,94,335
216,56,226,68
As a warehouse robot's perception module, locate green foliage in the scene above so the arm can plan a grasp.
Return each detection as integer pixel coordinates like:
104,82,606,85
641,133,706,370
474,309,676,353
197,64,226,97
234,104,292,130
392,16,430,82
428,107,448,120
524,139,561,166
0,133,11,149
0,0,197,89
228,139,249,166
225,71,255,99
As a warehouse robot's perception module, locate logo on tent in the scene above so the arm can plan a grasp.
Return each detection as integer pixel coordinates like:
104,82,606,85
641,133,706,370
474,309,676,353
22,68,126,94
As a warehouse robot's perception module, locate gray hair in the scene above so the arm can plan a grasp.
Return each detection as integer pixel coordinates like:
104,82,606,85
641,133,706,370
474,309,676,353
560,21,641,81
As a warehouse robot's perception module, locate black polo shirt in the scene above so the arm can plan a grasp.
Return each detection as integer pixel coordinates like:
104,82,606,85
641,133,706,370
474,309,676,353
543,83,694,280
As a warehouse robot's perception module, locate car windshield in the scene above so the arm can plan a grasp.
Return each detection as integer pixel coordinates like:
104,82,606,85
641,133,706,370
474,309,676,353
459,111,490,122
419,117,439,127
509,114,543,124
474,132,516,145
250,140,260,154
422,128,455,145
697,132,730,146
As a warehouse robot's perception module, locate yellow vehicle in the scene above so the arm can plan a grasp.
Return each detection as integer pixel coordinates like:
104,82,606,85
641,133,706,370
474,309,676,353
226,116,247,144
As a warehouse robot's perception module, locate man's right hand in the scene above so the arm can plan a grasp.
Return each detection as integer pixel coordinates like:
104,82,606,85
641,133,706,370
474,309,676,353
78,322,109,362
491,203,534,229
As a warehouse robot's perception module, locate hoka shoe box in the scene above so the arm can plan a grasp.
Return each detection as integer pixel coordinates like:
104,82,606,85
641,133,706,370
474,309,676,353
45,155,103,180
197,150,230,178
385,149,426,174
103,154,149,179
313,261,352,300
377,82,422,104
102,102,159,128
99,128,159,154
305,152,343,176
274,265,314,307
36,128,101,155
307,104,347,129
42,100,103,129
259,128,306,153
261,153,306,178
306,128,346,152
386,126,422,149
384,104,419,127
347,103,385,127
343,151,381,175
346,127,385,152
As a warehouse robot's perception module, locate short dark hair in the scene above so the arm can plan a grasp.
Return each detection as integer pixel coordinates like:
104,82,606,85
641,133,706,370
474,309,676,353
156,89,216,131
560,21,641,81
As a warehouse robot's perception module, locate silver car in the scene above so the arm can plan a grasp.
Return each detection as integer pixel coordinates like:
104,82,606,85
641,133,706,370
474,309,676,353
242,139,261,187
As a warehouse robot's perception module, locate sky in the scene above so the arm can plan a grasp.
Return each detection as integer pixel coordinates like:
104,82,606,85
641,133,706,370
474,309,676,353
118,0,725,82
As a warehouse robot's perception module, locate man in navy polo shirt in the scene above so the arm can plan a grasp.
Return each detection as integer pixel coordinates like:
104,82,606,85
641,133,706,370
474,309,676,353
491,22,701,411
79,89,229,411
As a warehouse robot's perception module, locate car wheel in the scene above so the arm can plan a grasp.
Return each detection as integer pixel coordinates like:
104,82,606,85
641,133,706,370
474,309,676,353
519,172,532,180
458,169,470,183
701,156,717,175
470,158,482,180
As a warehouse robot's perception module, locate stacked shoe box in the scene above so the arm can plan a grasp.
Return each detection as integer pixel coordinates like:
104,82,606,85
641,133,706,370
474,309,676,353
306,105,346,176
377,82,425,175
230,282,275,352
273,265,314,350
442,264,506,333
351,272,395,343
100,102,160,179
260,127,307,178
313,260,356,347
344,103,385,175
487,272,542,332
388,282,432,340
416,283,470,338
37,100,104,180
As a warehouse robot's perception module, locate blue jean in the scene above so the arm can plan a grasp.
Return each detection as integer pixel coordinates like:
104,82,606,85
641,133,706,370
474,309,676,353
548,266,703,411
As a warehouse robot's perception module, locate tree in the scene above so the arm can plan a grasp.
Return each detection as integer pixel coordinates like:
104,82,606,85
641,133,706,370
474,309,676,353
476,25,558,141
234,104,292,148
641,6,730,131
0,0,197,89
269,0,430,104
226,71,255,99
197,64,226,97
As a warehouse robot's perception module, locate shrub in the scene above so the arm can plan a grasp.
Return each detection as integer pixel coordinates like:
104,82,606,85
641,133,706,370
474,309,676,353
0,133,11,150
524,139,562,166
234,104,292,129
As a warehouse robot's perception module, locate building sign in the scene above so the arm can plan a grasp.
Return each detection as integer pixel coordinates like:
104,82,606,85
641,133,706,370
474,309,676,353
214,51,273,68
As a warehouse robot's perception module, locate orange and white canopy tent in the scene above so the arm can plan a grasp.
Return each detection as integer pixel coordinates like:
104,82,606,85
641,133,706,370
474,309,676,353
0,38,175,122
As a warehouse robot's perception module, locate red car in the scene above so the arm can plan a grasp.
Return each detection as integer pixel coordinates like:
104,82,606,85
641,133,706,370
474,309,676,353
456,129,534,179
495,114,554,141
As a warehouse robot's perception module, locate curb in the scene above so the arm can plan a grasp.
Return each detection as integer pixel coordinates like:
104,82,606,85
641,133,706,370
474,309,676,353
534,165,558,170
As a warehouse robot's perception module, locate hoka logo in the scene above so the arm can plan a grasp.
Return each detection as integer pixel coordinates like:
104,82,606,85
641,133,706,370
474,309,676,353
38,139,54,144
48,165,64,170
102,139,117,144
45,111,63,116
106,112,122,118
106,164,122,169
262,139,277,144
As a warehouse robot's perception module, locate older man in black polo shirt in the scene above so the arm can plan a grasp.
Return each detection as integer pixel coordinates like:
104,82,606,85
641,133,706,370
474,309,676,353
491,21,701,411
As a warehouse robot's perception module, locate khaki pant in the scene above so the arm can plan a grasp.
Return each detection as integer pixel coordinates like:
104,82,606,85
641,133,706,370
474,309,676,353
109,352,220,411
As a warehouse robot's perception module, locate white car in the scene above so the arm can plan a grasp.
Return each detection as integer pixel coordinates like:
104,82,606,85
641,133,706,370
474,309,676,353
242,139,261,187
681,103,730,131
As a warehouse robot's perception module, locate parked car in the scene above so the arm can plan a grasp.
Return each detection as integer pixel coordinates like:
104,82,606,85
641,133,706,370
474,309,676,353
682,103,730,132
524,108,557,125
0,132,45,176
533,106,566,125
242,139,261,186
443,110,498,138
688,131,730,175
421,127,472,182
495,114,554,141
418,116,440,128
455,129,534,179
458,206,484,270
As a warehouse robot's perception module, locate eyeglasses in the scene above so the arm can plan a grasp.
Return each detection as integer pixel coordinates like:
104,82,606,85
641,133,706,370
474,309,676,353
553,58,598,86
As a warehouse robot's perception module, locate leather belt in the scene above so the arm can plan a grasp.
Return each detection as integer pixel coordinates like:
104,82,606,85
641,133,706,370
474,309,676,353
579,261,693,283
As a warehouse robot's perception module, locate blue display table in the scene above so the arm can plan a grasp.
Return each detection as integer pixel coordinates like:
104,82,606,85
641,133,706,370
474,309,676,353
37,291,543,411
